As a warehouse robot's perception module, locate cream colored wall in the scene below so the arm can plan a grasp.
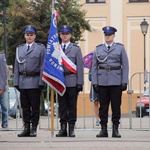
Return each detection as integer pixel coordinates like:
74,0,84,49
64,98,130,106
77,93,138,117
80,0,150,94
123,0,150,92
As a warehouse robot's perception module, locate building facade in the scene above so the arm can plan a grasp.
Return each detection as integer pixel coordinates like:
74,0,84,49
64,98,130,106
77,0,150,116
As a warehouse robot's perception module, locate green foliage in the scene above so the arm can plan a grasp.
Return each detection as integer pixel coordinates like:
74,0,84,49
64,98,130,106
0,0,8,53
56,0,91,43
3,0,91,65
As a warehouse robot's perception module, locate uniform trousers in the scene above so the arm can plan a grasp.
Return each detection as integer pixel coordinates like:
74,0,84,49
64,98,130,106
58,87,78,125
20,89,41,126
99,85,122,125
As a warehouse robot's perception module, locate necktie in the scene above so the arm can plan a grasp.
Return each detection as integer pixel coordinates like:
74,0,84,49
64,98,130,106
63,44,66,52
27,45,30,52
107,46,110,50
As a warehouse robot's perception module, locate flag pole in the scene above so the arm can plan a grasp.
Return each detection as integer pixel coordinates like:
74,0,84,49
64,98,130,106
50,88,55,137
50,0,55,138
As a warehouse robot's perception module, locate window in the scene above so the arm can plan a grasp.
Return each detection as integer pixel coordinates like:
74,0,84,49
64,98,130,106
86,0,105,3
129,0,149,2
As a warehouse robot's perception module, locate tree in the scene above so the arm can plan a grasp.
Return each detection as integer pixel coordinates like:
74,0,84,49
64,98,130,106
4,0,91,116
6,0,91,65
0,4,3,51
56,0,91,43
6,0,52,64
0,0,9,54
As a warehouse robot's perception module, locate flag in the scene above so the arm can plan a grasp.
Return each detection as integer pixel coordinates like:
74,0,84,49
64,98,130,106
42,10,66,96
83,52,94,69
55,10,59,23
61,50,77,74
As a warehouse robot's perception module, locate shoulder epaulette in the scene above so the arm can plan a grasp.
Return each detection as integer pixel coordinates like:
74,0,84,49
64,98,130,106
73,44,79,47
96,44,103,48
0,52,6,60
116,43,124,46
17,43,25,48
37,43,45,47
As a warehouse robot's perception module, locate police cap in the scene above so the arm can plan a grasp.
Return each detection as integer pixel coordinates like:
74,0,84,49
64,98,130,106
102,26,117,35
60,25,72,33
24,25,37,34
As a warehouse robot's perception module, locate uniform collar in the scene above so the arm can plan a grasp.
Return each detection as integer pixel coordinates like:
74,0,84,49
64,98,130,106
62,42,70,49
26,42,34,48
105,42,114,48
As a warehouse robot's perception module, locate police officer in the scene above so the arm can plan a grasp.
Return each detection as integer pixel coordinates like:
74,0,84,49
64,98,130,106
56,25,84,137
92,26,129,138
0,52,7,95
0,52,7,128
13,25,45,137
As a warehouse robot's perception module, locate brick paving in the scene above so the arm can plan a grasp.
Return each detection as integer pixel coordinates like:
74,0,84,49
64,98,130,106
0,116,150,150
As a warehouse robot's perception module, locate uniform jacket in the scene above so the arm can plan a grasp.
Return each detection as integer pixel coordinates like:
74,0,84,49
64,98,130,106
63,43,84,87
0,52,7,90
92,42,129,86
13,42,45,89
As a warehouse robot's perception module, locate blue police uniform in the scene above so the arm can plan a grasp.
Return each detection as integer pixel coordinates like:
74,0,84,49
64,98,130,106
56,25,84,138
0,52,7,91
14,25,45,137
92,26,129,138
0,52,7,128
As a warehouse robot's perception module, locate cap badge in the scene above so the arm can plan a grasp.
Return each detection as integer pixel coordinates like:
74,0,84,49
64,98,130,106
106,26,110,30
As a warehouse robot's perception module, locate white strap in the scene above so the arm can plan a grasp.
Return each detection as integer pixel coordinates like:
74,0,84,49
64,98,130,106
16,47,26,64
95,48,107,63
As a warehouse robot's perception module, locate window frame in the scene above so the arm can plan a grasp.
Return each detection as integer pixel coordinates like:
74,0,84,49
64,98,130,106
129,0,149,2
86,0,106,3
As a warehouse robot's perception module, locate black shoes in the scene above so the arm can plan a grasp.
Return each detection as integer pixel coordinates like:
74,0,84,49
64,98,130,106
96,125,108,138
56,123,67,137
18,130,30,137
112,125,121,138
96,130,108,137
68,124,75,137
96,124,121,138
56,130,75,137
56,130,67,137
112,131,121,138
30,126,37,137
18,124,37,137
96,130,121,138
56,123,75,137
18,124,30,137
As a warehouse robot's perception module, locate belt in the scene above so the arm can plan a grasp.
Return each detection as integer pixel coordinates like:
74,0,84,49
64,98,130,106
64,72,74,76
98,66,121,71
19,72,40,76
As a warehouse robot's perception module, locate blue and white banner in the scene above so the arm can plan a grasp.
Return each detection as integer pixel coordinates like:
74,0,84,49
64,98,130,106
42,10,66,96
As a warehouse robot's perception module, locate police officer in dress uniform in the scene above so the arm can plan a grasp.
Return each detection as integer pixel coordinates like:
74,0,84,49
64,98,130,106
92,26,129,138
13,25,45,137
0,52,8,128
0,52,7,127
0,52,7,94
56,25,84,137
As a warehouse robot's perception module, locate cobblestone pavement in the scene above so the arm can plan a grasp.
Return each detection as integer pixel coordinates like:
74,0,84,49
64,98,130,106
0,116,150,150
